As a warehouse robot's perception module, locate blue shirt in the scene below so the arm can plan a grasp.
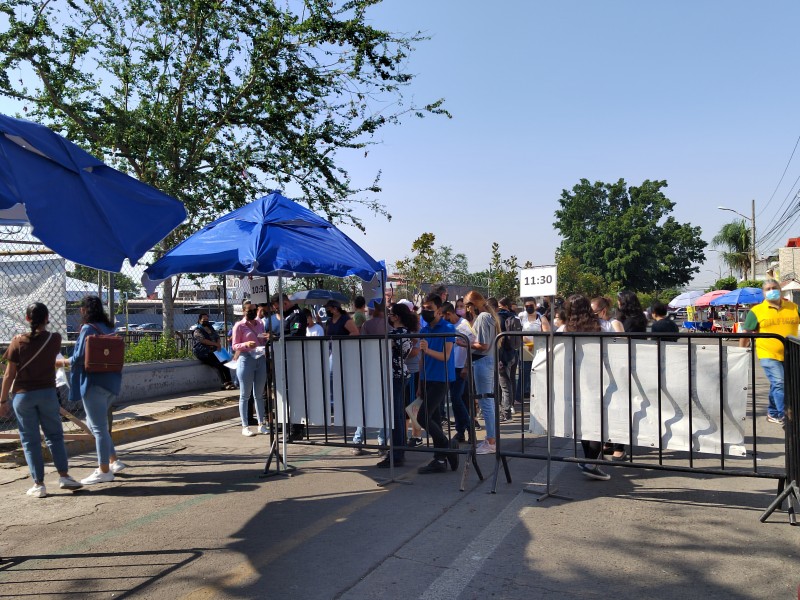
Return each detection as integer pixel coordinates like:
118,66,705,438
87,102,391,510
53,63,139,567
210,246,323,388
420,318,456,382
69,322,122,401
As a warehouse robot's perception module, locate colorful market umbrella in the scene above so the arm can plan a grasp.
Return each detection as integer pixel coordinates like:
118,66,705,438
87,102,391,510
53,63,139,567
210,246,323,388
668,290,703,308
694,289,731,307
709,287,763,306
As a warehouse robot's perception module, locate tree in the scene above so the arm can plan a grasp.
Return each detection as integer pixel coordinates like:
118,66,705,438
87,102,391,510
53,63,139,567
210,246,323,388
488,242,518,300
554,179,707,291
393,233,469,298
555,252,608,299
712,221,751,279
0,0,448,331
708,276,737,293
68,265,140,297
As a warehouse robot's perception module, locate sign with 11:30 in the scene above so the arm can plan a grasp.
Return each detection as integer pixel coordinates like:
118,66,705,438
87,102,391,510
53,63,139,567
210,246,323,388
519,266,557,297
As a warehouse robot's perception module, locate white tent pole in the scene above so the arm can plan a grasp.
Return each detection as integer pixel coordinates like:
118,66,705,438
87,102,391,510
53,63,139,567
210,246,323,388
279,276,288,470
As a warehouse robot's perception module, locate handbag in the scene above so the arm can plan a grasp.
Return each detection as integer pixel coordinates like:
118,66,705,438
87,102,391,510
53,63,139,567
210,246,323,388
84,324,125,373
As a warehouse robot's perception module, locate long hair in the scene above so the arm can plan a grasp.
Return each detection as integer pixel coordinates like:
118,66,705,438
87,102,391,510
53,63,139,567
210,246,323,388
81,295,114,328
616,290,647,332
464,290,501,332
565,294,601,333
392,302,419,332
26,302,49,338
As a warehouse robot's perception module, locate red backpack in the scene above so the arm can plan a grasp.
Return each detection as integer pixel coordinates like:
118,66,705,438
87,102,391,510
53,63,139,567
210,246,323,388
84,324,125,373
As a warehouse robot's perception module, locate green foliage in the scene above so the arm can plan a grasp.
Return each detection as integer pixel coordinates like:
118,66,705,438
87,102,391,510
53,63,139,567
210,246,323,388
707,276,737,292
712,221,751,279
555,252,609,299
0,0,449,239
394,233,470,298
638,289,681,310
488,242,518,300
124,335,191,363
68,265,140,297
738,279,763,289
554,179,706,291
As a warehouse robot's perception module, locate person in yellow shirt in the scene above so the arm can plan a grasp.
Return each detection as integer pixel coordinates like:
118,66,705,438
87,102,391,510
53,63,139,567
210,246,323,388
739,279,800,425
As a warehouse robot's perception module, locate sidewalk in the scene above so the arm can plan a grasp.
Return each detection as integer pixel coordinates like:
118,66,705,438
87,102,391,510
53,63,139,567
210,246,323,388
0,418,797,599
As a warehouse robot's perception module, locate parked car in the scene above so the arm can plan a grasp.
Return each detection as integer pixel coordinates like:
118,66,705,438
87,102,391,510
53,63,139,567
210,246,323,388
188,321,226,333
114,325,138,333
136,323,162,332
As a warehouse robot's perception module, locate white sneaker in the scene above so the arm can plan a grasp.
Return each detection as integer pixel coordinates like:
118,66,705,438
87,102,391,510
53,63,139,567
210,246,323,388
80,469,115,485
26,483,47,498
475,441,496,455
110,460,128,474
58,476,83,490
258,423,269,435
242,427,256,437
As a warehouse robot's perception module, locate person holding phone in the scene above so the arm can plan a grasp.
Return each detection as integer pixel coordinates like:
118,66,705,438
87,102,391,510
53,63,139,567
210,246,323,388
232,304,268,436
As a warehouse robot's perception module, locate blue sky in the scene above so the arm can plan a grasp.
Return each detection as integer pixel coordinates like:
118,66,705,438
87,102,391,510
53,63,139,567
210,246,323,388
3,1,800,291
330,1,800,289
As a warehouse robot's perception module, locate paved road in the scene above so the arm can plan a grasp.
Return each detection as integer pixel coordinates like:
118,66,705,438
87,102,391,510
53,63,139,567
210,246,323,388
1,416,798,599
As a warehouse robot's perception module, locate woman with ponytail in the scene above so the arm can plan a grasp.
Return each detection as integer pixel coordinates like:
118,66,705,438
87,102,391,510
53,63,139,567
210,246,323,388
463,290,501,454
70,295,126,485
0,303,82,497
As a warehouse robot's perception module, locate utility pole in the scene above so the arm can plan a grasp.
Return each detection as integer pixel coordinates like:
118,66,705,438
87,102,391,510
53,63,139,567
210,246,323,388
750,198,757,280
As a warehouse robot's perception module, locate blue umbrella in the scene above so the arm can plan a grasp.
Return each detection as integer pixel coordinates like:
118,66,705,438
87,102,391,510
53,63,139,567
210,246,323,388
709,287,764,306
142,191,384,292
0,114,186,271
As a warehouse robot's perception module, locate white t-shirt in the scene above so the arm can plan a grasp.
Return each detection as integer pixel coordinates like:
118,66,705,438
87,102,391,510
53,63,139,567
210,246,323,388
452,317,476,369
306,323,325,337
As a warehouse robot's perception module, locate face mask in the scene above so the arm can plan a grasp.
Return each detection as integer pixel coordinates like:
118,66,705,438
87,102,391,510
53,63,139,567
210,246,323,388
455,308,466,317
421,310,435,323
525,306,535,314
201,319,210,327
765,289,781,302
246,309,258,321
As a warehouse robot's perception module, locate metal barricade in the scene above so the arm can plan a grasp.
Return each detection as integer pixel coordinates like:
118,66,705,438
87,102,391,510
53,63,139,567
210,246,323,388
491,329,793,519
262,330,484,490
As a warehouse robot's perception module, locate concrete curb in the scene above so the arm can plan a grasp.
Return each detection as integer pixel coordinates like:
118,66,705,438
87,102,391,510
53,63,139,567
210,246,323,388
0,399,240,466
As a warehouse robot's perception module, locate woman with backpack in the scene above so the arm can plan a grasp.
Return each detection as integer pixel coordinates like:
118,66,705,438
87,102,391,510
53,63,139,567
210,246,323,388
0,303,83,497
71,295,127,485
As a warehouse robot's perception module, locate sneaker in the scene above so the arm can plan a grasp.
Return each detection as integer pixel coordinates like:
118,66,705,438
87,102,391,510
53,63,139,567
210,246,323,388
498,412,509,423
579,464,611,481
417,459,447,474
376,456,404,468
351,446,365,456
26,484,47,498
258,423,269,435
58,476,83,490
242,427,256,437
408,437,423,448
110,461,128,474
766,415,785,425
475,440,496,455
80,469,115,485
473,419,483,431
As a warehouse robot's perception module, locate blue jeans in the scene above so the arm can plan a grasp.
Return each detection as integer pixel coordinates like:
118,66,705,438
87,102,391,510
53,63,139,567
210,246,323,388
472,357,496,440
237,353,267,427
83,385,117,466
353,426,387,446
13,388,69,483
516,360,532,401
449,367,469,436
760,358,784,419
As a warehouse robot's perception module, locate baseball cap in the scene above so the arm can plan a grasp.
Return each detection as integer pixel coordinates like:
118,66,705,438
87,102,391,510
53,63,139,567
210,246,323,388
396,299,413,310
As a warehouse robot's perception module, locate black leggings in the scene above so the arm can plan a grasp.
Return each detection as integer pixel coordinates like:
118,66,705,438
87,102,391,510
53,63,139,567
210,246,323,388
197,353,232,385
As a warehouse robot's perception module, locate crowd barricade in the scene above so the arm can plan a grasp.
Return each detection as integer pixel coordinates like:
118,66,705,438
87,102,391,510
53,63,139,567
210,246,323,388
491,329,793,517
264,330,484,489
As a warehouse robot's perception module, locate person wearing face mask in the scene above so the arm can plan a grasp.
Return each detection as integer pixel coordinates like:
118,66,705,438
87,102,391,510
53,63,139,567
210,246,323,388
517,298,550,405
740,279,800,425
193,313,235,390
441,302,475,443
232,305,269,437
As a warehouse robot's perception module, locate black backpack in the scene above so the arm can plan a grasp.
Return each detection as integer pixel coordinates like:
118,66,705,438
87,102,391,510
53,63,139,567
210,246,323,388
498,310,522,360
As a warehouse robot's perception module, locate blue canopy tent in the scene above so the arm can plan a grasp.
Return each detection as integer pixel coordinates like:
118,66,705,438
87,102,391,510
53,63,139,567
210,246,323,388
141,191,389,477
709,287,764,307
0,114,186,272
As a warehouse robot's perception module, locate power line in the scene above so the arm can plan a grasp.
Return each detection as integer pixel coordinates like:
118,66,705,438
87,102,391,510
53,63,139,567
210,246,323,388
760,131,800,217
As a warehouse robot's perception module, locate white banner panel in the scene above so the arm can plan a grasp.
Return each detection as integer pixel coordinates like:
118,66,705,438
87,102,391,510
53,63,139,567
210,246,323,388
530,338,750,456
331,337,391,429
274,339,331,426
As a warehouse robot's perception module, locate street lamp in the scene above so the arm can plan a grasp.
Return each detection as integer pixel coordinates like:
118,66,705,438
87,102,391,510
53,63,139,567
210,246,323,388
717,200,756,279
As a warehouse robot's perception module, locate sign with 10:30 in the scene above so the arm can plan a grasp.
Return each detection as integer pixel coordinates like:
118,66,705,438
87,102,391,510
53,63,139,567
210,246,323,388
519,266,557,297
